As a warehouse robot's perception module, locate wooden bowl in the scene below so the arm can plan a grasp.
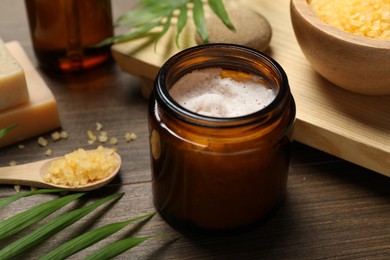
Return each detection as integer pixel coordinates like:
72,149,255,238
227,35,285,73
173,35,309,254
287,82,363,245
290,0,390,95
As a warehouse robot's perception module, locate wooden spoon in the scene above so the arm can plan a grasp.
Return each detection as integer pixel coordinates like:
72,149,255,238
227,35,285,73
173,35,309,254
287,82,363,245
0,152,121,191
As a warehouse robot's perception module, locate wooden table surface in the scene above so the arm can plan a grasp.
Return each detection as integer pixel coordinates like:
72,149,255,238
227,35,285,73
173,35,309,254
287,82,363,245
0,0,389,259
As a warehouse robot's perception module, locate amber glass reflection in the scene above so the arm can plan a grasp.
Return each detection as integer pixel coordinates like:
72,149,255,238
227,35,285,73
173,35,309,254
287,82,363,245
25,0,113,72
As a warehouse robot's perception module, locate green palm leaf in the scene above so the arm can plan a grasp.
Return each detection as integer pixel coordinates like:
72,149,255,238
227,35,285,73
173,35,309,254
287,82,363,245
117,8,171,27
40,212,155,260
99,0,234,47
176,5,188,46
95,20,160,47
116,0,183,27
0,192,124,259
208,0,235,30
84,236,151,260
193,0,208,43
0,193,84,241
155,12,174,50
0,189,64,210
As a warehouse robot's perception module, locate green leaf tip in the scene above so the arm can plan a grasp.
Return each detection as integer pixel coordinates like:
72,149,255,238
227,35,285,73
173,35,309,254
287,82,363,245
0,124,17,138
208,0,235,30
193,0,209,43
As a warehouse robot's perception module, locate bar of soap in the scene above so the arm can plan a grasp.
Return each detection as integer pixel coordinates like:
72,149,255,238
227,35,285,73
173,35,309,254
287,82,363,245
0,41,61,148
0,38,29,110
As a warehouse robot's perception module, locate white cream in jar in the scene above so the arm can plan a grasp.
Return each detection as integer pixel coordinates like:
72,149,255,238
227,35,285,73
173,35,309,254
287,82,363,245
169,68,276,118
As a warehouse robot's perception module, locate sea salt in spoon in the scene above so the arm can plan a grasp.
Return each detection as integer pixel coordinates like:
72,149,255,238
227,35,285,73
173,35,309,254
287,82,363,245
0,152,121,191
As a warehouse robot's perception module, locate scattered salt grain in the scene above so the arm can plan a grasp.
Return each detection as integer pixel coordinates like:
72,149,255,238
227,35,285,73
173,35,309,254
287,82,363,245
60,130,68,139
98,131,108,143
96,122,103,131
109,137,118,145
87,130,97,142
37,136,48,147
45,149,53,156
14,185,21,193
125,132,137,142
9,160,17,166
51,131,61,141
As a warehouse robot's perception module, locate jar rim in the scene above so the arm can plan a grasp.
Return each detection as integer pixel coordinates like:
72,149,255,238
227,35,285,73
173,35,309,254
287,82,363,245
154,43,292,127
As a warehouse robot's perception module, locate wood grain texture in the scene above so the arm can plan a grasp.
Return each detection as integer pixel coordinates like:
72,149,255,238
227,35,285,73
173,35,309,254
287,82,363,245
0,0,389,259
112,0,390,177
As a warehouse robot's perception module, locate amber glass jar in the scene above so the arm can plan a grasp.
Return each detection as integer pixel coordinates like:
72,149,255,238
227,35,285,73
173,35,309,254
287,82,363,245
148,44,296,232
24,0,113,72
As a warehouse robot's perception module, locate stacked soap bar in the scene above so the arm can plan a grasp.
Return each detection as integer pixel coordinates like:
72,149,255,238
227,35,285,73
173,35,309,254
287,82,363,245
0,40,61,148
0,39,29,110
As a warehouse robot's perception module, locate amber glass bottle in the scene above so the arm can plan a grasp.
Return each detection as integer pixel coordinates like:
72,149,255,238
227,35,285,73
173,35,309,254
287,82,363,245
148,44,296,232
24,0,113,72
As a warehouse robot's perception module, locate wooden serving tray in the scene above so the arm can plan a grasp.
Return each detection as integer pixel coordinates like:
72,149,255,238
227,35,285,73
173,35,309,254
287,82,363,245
111,0,390,177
